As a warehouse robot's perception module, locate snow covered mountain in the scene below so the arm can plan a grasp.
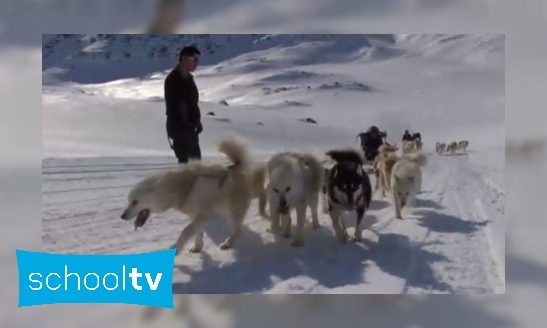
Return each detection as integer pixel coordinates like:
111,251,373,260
42,34,398,83
42,34,503,83
42,34,505,295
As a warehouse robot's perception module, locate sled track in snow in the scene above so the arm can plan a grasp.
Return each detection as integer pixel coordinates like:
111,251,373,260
42,164,180,175
42,162,178,169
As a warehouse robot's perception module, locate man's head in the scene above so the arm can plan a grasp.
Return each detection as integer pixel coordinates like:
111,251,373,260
178,45,201,72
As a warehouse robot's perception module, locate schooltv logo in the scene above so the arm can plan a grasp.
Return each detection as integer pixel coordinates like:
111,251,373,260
16,249,176,308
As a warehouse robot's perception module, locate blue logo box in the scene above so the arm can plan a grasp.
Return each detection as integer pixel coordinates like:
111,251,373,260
16,249,176,308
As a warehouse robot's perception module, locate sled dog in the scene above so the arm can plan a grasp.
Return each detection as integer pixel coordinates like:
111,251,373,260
374,152,399,197
457,140,470,152
384,142,399,151
402,140,416,154
373,144,398,193
266,151,324,247
435,142,446,155
391,151,428,220
323,148,373,243
250,161,268,217
378,144,398,154
447,141,458,155
121,136,254,256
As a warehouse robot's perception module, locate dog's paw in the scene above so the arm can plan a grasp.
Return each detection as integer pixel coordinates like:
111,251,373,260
168,244,182,256
351,234,363,243
188,247,202,254
291,239,304,247
282,231,292,239
219,242,232,250
395,215,404,220
312,221,320,230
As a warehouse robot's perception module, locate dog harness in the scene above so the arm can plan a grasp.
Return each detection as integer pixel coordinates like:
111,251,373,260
217,163,235,188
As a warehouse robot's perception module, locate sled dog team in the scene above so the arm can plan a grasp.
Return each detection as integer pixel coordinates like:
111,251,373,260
121,136,428,257
435,140,469,156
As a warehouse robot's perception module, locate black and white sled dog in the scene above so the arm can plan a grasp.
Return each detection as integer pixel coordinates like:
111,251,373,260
322,148,373,243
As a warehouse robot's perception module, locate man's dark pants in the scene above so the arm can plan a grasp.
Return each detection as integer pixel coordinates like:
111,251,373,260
169,127,201,164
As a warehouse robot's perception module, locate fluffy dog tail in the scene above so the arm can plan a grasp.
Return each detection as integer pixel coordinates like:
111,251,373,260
218,136,252,172
325,148,364,164
403,151,428,167
300,153,325,193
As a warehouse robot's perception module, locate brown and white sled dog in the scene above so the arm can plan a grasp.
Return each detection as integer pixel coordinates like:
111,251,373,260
378,144,398,154
391,151,428,220
266,151,324,247
372,144,398,195
457,140,470,152
447,141,458,155
384,142,399,151
323,149,373,243
250,161,268,217
375,152,399,198
120,136,254,256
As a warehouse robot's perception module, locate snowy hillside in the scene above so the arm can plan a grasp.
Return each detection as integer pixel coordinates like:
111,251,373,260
42,34,505,294
42,34,397,83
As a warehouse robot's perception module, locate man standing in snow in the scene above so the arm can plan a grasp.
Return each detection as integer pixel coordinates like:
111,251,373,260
402,130,413,142
164,45,203,164
359,126,385,161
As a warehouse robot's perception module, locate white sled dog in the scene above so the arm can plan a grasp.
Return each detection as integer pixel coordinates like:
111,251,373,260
391,151,428,220
266,151,324,247
435,142,446,155
121,136,254,256
402,140,416,154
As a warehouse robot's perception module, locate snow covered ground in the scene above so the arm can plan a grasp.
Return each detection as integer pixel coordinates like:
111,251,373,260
42,34,504,294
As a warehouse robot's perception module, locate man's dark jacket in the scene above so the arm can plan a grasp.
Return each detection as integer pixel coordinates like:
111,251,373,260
358,132,384,161
402,132,413,142
164,68,201,139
